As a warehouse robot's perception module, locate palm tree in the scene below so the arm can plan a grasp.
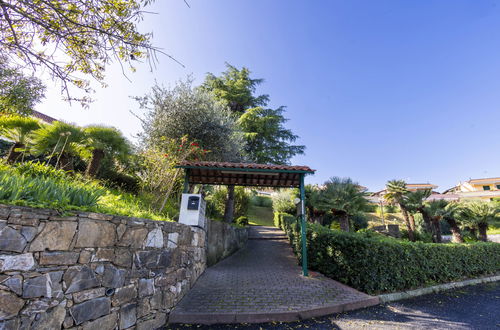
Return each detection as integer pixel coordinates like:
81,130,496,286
384,180,415,241
457,201,499,242
403,189,433,235
426,201,464,243
317,177,368,232
0,115,41,162
304,184,326,224
82,125,131,177
31,121,85,170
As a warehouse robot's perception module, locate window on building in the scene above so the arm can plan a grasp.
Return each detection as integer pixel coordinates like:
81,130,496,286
483,185,491,191
496,185,500,190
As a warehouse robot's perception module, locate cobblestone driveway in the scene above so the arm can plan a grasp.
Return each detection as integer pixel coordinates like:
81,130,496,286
169,226,378,324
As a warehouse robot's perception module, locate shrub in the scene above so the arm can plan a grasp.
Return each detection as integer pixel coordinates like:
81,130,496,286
250,195,273,208
205,186,250,221
277,212,500,294
236,216,249,226
272,190,295,214
351,213,368,231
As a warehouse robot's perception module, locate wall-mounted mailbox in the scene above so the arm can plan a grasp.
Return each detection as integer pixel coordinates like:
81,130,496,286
179,193,206,228
187,196,200,210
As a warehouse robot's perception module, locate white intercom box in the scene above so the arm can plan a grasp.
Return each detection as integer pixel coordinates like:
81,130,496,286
179,193,206,228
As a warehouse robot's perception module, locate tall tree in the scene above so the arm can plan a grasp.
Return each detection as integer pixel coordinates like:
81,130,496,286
317,177,368,232
136,79,243,162
82,125,131,177
0,57,45,115
201,63,305,222
0,0,164,105
384,180,415,241
0,114,41,162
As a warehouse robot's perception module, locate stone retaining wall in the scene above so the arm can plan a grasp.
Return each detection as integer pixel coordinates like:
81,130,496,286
0,204,206,329
207,219,248,266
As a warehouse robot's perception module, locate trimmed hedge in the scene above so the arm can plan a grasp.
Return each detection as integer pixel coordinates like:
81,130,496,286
276,212,500,294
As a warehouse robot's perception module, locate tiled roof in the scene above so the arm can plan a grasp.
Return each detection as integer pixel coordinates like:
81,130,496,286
31,110,58,123
178,161,315,173
177,161,315,188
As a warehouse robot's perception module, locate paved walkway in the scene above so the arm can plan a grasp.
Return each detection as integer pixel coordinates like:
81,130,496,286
170,281,500,329
169,226,379,325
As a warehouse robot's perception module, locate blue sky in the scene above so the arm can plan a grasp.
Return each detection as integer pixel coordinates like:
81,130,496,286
37,0,500,192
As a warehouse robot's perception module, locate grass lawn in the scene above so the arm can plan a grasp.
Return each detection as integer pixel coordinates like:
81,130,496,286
247,204,274,226
488,219,500,235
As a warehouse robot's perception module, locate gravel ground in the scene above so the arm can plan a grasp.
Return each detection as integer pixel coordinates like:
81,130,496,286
166,281,500,330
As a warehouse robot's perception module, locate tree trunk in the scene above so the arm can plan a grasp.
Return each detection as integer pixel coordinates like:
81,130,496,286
409,213,416,233
223,185,235,223
419,208,433,234
431,217,442,243
58,153,73,171
339,214,350,232
445,217,464,243
477,223,488,242
400,206,415,241
85,149,105,177
6,142,24,163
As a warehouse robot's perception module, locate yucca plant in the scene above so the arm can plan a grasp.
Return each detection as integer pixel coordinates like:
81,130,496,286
0,115,41,162
81,125,131,177
30,121,85,170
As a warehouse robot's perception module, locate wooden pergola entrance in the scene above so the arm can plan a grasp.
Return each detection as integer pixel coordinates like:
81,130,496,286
176,161,315,276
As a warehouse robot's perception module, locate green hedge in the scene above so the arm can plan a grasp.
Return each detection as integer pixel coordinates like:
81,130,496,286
277,212,500,294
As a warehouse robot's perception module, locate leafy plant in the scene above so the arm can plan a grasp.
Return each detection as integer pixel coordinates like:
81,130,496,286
0,115,41,162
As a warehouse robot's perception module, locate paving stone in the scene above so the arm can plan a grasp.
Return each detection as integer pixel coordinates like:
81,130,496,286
23,271,63,298
40,251,79,265
0,290,24,320
75,220,116,248
71,297,111,325
119,303,136,329
73,287,106,304
102,264,126,288
31,301,66,330
112,284,137,307
0,253,35,271
169,226,378,324
29,221,77,251
0,227,26,252
64,266,99,293
81,312,117,330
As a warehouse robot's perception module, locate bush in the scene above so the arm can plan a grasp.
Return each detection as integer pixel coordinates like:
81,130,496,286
272,190,296,214
236,216,249,226
205,186,250,221
250,195,273,208
351,213,368,231
364,203,378,213
277,212,500,294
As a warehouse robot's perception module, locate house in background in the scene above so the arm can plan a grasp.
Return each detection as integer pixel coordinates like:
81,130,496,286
31,110,58,123
443,178,500,201
369,183,439,204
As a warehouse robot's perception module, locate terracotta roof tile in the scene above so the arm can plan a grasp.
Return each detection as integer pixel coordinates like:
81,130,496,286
179,161,315,173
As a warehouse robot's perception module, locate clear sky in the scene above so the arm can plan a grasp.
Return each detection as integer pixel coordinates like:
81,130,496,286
37,0,500,192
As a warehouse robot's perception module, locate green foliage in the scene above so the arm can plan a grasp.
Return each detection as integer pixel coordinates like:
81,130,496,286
0,57,45,115
0,167,103,208
82,125,131,160
272,190,296,214
236,216,249,226
0,114,42,144
351,213,369,231
202,63,305,164
205,186,251,220
250,195,273,208
0,1,157,105
136,79,244,162
14,160,68,180
277,212,500,294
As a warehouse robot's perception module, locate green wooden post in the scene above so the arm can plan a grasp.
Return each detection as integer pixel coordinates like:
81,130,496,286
299,173,308,276
183,169,190,193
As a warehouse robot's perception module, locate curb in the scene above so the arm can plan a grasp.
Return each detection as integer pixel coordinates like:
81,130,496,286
378,274,500,303
168,295,380,325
